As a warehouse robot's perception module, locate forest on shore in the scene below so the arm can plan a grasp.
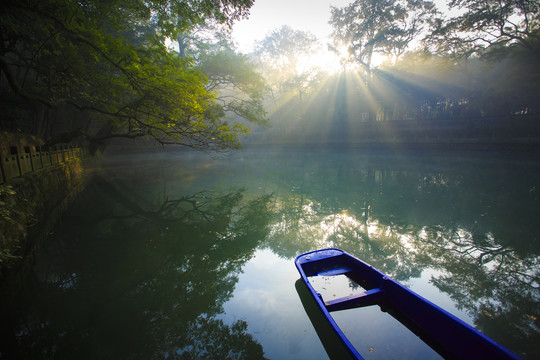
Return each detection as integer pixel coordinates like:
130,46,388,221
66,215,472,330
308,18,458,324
1,0,539,150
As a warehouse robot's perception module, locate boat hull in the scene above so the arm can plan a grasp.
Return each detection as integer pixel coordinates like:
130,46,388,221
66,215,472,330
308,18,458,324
295,248,521,360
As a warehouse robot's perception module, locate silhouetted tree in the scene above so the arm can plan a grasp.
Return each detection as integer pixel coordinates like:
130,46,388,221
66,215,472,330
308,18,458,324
329,0,437,74
254,26,320,100
428,0,540,58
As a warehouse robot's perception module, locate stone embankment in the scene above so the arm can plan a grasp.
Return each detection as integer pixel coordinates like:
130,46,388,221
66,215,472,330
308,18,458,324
0,132,92,276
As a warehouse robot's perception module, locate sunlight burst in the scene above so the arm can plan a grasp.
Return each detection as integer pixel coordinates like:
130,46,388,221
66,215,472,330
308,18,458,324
297,49,344,74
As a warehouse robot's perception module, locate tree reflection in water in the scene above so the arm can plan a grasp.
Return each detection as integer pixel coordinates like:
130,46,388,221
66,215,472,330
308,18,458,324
0,176,273,359
265,162,539,358
1,150,539,359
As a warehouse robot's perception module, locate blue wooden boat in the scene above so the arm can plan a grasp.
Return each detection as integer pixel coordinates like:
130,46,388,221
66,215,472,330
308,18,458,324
295,248,521,360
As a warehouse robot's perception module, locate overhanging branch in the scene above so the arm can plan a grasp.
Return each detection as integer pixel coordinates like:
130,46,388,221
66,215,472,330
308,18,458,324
0,55,55,108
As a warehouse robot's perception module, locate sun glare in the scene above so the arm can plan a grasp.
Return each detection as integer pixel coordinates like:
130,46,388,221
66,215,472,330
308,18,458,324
371,52,392,67
297,47,392,75
298,49,344,74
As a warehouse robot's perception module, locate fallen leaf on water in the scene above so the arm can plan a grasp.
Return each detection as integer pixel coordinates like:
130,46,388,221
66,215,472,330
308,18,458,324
481,309,493,318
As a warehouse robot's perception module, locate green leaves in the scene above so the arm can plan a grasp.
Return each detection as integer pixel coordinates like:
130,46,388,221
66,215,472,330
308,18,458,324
1,0,262,150
197,49,268,128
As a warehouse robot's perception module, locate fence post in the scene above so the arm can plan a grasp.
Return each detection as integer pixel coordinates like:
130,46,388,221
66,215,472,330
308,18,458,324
41,146,52,167
19,146,33,175
31,145,43,170
51,146,58,164
0,146,22,181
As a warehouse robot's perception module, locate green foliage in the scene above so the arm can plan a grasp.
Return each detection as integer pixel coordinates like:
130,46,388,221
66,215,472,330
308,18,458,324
0,0,261,150
0,185,22,267
198,49,268,126
177,317,265,359
2,181,273,358
0,185,17,228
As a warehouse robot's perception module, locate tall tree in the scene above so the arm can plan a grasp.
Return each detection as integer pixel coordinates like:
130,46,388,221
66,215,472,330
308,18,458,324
329,0,437,74
0,0,263,150
254,26,319,99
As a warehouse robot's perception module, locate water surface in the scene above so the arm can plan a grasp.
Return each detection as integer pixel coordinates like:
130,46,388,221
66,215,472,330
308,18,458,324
1,147,539,359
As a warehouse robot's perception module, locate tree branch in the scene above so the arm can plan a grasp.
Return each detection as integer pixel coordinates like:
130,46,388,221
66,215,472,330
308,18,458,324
0,55,55,108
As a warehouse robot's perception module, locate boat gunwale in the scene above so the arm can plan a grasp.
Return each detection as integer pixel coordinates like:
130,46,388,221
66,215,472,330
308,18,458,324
295,248,522,360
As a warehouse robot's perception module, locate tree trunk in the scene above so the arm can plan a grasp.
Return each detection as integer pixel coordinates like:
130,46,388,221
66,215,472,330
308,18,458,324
177,34,188,59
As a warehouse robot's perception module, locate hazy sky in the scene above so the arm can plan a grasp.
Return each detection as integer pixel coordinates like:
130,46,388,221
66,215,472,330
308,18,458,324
231,0,453,54
232,0,351,53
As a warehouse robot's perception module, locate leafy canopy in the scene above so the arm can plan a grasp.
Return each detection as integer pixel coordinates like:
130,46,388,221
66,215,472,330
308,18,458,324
0,0,264,150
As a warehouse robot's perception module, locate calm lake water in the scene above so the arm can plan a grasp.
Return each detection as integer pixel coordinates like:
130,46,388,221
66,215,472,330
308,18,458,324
1,147,539,359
